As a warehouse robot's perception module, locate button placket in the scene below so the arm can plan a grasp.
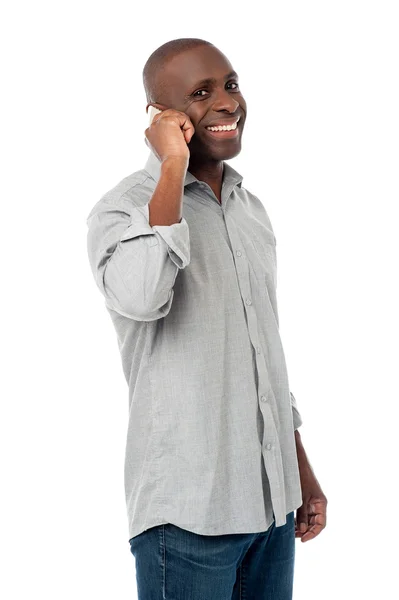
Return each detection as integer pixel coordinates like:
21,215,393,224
223,214,285,524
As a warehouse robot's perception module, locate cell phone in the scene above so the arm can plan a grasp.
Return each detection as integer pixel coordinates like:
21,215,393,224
148,105,162,125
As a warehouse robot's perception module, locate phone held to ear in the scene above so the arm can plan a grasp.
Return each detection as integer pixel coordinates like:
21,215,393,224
148,105,162,125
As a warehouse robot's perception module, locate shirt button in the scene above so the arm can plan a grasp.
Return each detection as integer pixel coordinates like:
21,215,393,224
256,347,261,354
236,250,242,257
246,298,252,305
260,395,267,402
266,443,272,450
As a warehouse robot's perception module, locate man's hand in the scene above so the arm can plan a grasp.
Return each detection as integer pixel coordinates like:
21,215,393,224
144,104,196,164
294,430,328,543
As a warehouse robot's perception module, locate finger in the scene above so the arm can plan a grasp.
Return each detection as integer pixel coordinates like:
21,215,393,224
309,499,327,528
301,517,324,542
301,504,327,542
295,499,323,537
152,110,195,143
295,507,308,534
161,110,195,143
179,115,195,143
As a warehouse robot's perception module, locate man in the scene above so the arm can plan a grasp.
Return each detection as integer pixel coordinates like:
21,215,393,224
86,37,327,599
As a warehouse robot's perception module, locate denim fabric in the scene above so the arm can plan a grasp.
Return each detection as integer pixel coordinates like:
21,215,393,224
129,511,296,600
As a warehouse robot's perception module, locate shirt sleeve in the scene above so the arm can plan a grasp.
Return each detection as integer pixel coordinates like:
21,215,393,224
86,199,190,321
290,391,303,430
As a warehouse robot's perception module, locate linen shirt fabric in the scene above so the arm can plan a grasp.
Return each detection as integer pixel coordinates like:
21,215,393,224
86,150,304,542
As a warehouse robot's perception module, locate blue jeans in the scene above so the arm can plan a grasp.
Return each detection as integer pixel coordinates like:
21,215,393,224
128,511,296,599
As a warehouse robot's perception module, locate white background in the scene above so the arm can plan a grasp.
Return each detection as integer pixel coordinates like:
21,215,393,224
2,1,398,598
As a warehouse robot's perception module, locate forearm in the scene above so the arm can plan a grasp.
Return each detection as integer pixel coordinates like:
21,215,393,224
148,157,188,226
294,429,312,474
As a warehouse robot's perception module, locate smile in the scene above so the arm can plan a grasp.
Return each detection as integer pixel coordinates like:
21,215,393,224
206,117,240,132
204,117,241,139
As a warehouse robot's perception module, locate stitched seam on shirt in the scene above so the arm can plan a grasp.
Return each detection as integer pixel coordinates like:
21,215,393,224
141,340,157,531
100,174,152,208
119,175,152,206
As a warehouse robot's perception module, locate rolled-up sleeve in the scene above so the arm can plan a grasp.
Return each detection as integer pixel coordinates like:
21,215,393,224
86,199,190,321
290,391,303,430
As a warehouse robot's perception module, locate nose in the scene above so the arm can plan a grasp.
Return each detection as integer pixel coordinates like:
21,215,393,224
212,87,240,114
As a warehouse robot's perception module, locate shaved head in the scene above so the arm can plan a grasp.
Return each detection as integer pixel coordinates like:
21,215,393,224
142,38,214,104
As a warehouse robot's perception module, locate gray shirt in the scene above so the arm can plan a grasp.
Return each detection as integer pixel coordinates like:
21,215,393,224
86,150,304,542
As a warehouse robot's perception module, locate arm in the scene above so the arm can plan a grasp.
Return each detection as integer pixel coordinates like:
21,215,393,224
294,426,328,542
86,158,190,321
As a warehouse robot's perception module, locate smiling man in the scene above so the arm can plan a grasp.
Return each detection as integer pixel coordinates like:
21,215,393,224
143,41,246,203
86,37,327,599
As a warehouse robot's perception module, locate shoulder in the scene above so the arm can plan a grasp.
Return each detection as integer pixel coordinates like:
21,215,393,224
238,185,275,234
86,168,153,221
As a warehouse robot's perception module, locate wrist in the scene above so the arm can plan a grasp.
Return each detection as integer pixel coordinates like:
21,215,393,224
161,156,189,171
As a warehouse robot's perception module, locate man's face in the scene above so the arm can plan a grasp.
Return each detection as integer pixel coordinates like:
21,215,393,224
152,45,247,162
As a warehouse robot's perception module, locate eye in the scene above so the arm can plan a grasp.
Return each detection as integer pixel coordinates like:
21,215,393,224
192,82,240,98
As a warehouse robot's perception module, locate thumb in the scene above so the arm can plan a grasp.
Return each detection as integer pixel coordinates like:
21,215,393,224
184,128,195,144
295,507,308,532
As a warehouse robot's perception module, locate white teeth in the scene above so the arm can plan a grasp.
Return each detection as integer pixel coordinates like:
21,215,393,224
206,119,239,132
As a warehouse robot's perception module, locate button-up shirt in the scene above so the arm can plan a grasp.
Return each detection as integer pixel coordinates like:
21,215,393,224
86,150,304,542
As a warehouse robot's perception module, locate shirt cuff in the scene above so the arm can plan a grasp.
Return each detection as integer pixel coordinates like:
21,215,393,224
290,391,303,430
120,203,190,269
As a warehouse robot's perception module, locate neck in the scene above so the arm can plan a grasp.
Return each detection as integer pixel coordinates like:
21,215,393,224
188,158,224,203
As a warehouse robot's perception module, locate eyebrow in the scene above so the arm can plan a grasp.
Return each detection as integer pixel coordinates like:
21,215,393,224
190,70,239,89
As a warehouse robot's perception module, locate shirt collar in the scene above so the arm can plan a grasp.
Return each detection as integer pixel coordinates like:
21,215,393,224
143,150,243,189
